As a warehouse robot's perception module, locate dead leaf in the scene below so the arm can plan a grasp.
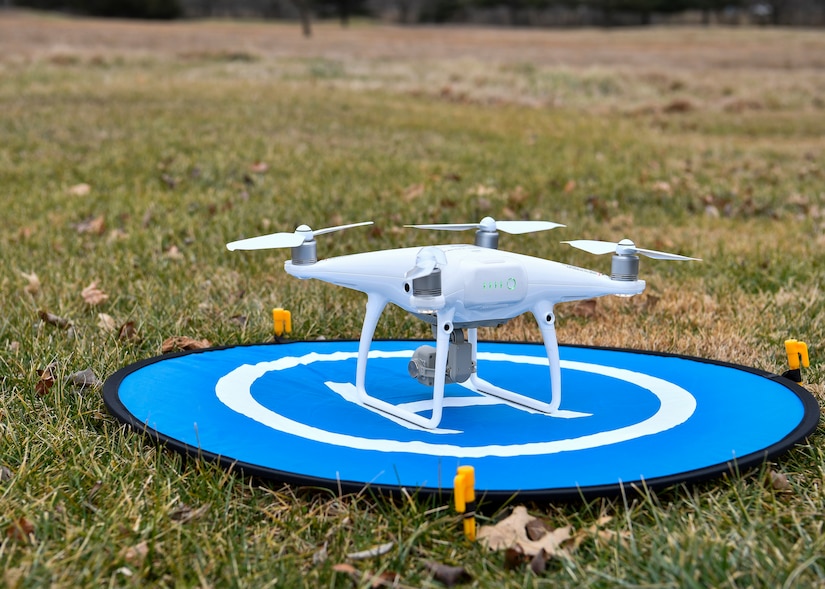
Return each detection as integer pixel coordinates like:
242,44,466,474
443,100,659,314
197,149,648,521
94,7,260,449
39,310,71,329
529,548,548,575
67,183,91,196
169,502,210,523
163,245,184,260
81,282,109,306
425,561,472,587
74,215,106,235
402,183,425,202
5,517,34,543
0,466,13,483
161,336,211,353
477,506,572,557
525,517,550,541
563,179,577,193
118,321,141,343
20,271,40,296
651,181,673,195
35,362,58,396
768,469,792,492
249,161,269,174
230,315,248,328
67,368,102,390
503,546,524,570
97,313,117,332
119,541,149,567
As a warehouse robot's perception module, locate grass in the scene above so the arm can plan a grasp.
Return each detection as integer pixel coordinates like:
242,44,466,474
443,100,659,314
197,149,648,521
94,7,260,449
1,10,824,588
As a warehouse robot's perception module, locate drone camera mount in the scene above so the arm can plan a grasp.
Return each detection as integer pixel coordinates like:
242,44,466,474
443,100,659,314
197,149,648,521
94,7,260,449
611,253,640,281
408,329,474,387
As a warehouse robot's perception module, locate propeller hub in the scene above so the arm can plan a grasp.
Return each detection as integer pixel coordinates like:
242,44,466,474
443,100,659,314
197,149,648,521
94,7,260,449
478,217,497,233
616,239,637,256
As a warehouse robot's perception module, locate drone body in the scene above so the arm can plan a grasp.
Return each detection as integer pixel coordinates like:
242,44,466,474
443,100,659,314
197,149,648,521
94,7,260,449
227,218,697,429
285,244,646,326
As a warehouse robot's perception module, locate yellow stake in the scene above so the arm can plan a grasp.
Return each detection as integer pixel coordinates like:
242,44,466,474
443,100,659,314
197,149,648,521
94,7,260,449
272,308,292,338
784,339,809,383
454,465,476,541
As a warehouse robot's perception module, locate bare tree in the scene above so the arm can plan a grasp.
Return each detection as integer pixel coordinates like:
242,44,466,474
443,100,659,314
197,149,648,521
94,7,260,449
295,0,312,36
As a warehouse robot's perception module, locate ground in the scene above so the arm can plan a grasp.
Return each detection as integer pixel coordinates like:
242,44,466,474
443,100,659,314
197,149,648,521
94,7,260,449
0,9,824,588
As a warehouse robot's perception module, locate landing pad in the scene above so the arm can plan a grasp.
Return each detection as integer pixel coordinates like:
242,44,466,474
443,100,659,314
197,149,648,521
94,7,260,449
103,341,818,501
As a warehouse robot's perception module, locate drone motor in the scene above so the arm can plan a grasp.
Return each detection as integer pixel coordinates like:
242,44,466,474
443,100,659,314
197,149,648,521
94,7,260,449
610,253,640,282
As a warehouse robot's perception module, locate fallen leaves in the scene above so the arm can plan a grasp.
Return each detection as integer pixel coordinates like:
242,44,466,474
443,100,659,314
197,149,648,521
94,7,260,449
67,183,91,196
476,506,629,577
5,517,35,544
73,214,106,236
81,282,109,306
169,501,210,523
36,362,102,395
20,271,40,296
768,468,793,493
425,561,472,587
161,336,211,353
35,362,58,396
67,368,102,390
478,506,571,557
39,310,71,329
119,541,149,568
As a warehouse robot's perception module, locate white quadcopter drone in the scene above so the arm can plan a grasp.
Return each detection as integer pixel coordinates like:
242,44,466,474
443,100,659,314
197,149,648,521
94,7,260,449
227,217,699,429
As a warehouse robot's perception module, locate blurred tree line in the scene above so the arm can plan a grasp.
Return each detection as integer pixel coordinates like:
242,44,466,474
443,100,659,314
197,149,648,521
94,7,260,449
8,0,825,26
13,0,183,18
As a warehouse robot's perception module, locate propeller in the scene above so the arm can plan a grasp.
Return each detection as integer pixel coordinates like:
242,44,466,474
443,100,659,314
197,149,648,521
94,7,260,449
562,238,700,261
406,216,565,235
226,221,373,252
405,247,448,280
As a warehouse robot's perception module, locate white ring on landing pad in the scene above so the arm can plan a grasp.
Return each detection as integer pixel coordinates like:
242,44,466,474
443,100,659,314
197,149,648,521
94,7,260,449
103,341,819,501
215,350,697,458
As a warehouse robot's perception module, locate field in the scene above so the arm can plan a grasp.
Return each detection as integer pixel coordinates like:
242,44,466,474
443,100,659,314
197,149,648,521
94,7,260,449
1,9,824,587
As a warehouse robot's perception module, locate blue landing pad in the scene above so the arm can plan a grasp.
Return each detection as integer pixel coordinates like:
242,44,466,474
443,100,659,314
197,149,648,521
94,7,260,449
103,341,819,501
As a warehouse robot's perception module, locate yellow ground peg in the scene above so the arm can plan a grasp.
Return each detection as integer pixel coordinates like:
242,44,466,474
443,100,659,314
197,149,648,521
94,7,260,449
272,308,292,338
783,339,809,384
454,465,476,541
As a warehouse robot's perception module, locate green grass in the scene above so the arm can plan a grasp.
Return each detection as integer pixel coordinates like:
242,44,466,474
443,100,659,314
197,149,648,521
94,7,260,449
1,16,824,588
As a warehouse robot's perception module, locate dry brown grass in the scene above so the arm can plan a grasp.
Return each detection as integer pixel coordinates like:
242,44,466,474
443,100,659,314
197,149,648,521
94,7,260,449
2,10,825,114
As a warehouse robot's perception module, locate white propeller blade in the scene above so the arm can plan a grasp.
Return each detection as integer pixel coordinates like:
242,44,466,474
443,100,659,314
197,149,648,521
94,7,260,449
406,216,564,235
563,239,700,261
227,221,373,252
226,232,304,251
496,220,566,234
311,221,374,236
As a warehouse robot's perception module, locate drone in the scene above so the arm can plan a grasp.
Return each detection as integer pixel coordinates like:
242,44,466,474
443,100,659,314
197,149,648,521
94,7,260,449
227,217,699,429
